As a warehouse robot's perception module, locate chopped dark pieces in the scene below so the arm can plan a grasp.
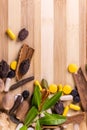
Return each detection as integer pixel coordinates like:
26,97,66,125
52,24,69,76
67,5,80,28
9,95,22,115
18,28,29,41
54,101,64,115
22,90,30,100
73,96,80,103
10,114,20,124
0,60,9,78
7,70,15,78
70,89,79,97
19,59,30,75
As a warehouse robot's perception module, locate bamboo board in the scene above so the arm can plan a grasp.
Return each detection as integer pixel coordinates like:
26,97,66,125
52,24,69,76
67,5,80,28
0,0,87,130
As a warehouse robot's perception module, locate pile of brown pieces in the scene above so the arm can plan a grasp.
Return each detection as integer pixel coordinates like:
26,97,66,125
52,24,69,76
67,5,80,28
0,28,86,129
0,28,35,129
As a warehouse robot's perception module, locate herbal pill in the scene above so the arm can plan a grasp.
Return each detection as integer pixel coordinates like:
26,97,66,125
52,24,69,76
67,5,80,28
69,104,80,111
10,61,17,70
68,64,78,73
49,84,57,93
34,80,42,91
58,84,63,91
7,70,15,78
63,106,69,116
74,124,79,130
73,96,80,103
28,127,34,130
4,78,11,92
22,90,30,100
6,29,16,40
60,95,73,101
16,123,23,130
63,85,72,94
70,89,78,97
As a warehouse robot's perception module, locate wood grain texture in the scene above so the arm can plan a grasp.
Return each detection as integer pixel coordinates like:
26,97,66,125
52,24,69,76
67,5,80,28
0,0,86,130
0,0,8,61
41,0,54,84
54,0,66,85
33,0,41,80
54,0,87,130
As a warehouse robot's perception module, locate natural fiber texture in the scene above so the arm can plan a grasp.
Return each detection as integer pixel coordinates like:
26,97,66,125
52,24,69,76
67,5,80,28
16,44,34,80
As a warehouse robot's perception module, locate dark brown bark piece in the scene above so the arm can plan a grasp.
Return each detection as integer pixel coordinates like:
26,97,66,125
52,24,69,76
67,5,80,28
73,68,87,111
18,28,29,41
10,76,34,90
16,44,34,80
9,95,22,115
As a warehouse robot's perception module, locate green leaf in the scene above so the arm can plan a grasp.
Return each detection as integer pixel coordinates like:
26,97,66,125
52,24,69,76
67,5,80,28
24,106,38,126
41,91,62,111
39,113,66,126
20,125,27,130
32,85,41,109
35,120,42,130
44,112,66,119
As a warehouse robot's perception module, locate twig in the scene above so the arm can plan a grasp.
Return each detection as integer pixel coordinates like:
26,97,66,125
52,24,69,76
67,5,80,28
10,76,34,90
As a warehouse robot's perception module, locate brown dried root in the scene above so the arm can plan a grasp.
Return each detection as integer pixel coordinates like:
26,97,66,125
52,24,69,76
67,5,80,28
16,44,34,80
73,68,87,111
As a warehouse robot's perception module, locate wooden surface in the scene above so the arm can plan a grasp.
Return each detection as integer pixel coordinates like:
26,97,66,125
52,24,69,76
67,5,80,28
0,0,87,130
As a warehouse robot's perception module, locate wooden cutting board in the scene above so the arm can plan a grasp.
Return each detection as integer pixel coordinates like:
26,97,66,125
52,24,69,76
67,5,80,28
0,0,87,130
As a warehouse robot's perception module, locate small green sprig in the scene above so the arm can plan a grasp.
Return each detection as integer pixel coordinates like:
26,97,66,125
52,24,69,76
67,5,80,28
20,85,66,130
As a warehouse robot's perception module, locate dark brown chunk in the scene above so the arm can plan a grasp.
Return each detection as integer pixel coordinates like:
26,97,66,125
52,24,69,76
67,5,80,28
0,60,9,78
10,76,34,90
19,59,30,75
9,95,22,115
18,28,29,41
73,68,87,111
16,44,34,80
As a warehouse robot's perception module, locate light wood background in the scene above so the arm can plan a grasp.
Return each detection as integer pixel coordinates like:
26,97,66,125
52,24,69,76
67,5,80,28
0,0,87,130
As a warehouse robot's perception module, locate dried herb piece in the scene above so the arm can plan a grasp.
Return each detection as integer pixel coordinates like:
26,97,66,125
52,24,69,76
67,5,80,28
41,79,48,89
19,59,30,75
9,95,22,115
0,60,9,78
54,101,64,115
16,100,29,121
73,68,87,111
18,28,29,41
39,89,50,111
2,93,15,110
10,76,34,90
10,114,20,124
16,44,34,80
